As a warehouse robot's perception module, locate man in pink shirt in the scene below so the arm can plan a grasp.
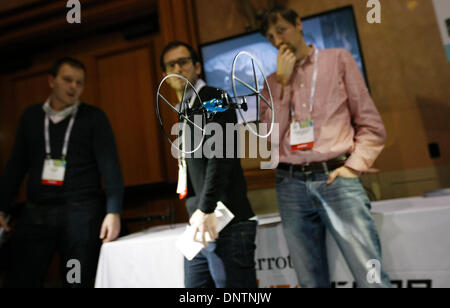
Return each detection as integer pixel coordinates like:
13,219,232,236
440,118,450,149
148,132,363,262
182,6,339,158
260,6,391,288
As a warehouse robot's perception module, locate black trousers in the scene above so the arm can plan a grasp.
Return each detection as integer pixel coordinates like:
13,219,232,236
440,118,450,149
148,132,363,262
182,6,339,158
4,199,104,288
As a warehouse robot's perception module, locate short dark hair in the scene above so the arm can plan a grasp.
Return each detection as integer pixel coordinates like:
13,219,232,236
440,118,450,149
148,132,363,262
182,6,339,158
260,6,299,37
160,41,199,72
50,57,86,77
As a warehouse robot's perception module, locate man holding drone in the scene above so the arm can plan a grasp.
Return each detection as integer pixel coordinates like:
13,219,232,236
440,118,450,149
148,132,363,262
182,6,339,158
160,41,257,288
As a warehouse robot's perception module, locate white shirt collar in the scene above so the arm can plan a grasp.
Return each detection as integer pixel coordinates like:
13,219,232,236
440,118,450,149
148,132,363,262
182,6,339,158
42,97,80,124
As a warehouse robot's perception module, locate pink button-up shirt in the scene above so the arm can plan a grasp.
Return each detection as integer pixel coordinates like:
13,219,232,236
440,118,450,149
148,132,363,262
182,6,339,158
260,46,386,172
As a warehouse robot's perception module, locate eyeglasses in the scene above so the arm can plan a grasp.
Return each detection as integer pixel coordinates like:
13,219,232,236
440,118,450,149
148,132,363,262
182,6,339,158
164,57,193,72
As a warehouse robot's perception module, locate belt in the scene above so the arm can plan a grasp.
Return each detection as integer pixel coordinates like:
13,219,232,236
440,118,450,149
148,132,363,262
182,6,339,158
277,156,348,174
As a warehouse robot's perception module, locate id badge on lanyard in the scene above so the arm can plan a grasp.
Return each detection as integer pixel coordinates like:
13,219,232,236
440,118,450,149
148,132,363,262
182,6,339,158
177,158,188,200
42,159,67,186
290,116,314,151
176,80,206,199
41,109,77,186
290,49,318,152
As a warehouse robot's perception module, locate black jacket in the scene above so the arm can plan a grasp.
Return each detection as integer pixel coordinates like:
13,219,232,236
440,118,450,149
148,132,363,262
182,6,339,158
183,86,254,223
0,103,124,214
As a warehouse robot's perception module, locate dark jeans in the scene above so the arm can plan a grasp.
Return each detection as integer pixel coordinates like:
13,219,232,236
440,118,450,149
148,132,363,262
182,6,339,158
184,220,258,288
4,199,104,288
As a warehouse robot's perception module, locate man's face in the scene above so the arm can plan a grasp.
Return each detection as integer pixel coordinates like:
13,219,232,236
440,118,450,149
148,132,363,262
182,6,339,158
265,14,303,53
163,45,201,92
49,63,85,107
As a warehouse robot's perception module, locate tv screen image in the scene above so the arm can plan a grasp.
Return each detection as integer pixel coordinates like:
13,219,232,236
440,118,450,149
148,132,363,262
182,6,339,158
201,32,278,98
302,7,366,75
200,6,368,123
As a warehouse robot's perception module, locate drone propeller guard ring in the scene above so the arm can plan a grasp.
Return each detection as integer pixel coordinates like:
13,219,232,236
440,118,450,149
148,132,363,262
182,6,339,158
231,51,275,139
155,74,206,156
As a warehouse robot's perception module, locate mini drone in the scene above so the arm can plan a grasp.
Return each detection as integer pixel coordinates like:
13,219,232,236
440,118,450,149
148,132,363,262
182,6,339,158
156,51,275,155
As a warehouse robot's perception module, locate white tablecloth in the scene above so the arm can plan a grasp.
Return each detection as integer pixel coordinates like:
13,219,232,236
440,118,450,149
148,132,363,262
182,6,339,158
95,195,450,288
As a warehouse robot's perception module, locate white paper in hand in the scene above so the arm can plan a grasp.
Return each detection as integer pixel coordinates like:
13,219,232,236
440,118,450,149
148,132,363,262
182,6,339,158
175,225,205,261
176,201,235,260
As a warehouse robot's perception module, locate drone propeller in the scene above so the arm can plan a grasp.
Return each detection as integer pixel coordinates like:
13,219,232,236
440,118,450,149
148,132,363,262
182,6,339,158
231,51,275,138
156,74,206,155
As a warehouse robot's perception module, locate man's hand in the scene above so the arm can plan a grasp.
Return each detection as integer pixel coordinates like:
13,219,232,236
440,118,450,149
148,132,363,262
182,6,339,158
189,209,218,248
0,213,11,232
99,213,121,243
276,44,297,86
326,166,360,185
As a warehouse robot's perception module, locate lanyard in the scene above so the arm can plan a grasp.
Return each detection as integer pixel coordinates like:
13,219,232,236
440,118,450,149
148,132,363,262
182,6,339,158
44,107,78,160
188,79,206,109
290,48,319,120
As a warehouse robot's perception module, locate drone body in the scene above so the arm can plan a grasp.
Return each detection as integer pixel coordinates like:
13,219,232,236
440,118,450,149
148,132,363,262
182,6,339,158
192,89,247,118
196,89,231,115
202,98,229,114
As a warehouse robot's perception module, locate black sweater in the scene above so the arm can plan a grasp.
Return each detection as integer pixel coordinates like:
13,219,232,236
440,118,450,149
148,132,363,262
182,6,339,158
184,86,255,223
0,103,124,213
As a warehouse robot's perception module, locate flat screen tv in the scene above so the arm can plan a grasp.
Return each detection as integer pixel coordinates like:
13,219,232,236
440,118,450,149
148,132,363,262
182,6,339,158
199,5,368,123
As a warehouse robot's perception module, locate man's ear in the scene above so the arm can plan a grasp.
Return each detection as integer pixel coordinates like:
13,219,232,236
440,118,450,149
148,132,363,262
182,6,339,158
195,62,202,76
295,17,303,32
48,74,55,89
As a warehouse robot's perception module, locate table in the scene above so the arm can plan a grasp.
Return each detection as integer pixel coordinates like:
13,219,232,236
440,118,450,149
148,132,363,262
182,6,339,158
95,195,450,288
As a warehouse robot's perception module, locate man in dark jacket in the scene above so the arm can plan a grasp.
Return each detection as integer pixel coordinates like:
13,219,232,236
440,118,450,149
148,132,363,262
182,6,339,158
0,58,124,288
160,41,257,288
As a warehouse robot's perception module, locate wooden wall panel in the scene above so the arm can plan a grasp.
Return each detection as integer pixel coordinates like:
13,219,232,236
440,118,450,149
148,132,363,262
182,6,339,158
0,76,7,171
0,72,49,202
96,46,165,186
158,0,198,47
5,72,49,159
0,0,42,14
11,73,49,120
0,0,157,51
194,0,268,44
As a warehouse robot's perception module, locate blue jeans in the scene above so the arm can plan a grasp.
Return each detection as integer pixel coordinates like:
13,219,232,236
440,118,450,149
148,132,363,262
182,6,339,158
276,169,391,288
184,220,258,288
